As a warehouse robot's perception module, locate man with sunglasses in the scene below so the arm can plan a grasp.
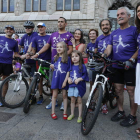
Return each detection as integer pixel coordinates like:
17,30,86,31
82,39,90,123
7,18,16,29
32,17,73,110
19,21,38,78
0,25,19,106
31,22,51,105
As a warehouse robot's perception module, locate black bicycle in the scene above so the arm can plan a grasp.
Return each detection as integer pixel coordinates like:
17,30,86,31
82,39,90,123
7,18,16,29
81,51,125,135
23,58,51,113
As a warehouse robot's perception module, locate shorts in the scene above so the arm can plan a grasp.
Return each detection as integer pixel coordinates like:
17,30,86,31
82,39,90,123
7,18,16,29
113,68,136,86
68,87,80,97
26,63,36,77
0,63,13,76
88,69,99,82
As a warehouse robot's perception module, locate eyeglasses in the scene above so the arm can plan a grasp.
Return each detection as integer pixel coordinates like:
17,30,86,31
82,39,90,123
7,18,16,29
37,26,44,28
25,27,32,29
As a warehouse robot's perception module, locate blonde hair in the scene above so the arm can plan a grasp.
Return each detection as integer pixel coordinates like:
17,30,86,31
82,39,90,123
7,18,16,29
54,42,68,63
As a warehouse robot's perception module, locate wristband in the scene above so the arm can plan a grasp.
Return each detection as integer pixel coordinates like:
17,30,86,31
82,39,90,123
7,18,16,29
36,53,39,56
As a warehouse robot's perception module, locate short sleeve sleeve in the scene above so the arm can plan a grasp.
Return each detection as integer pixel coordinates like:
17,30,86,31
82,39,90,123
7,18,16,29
81,65,89,81
67,34,73,46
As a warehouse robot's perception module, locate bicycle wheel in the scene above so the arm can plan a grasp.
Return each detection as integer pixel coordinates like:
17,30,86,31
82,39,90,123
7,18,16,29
23,76,37,113
42,78,51,96
0,74,28,108
81,83,103,135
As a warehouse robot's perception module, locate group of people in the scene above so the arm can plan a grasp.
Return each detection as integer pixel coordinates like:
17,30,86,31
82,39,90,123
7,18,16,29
0,2,140,137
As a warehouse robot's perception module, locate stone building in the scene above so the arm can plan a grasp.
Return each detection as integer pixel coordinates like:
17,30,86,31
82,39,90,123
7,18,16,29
0,0,139,34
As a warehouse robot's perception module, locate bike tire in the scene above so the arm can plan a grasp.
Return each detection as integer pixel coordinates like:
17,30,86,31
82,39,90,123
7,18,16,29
42,78,51,96
81,83,103,135
23,76,37,113
0,74,28,108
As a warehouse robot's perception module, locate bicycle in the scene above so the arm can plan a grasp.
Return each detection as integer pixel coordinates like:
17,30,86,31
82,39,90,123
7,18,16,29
81,50,125,135
0,57,30,108
23,58,51,113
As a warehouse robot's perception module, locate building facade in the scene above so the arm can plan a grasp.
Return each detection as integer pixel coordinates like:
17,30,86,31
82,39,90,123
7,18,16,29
0,0,139,34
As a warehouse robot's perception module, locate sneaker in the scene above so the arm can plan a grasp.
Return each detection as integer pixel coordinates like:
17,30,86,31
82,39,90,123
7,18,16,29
111,111,126,122
46,100,58,109
37,96,43,105
120,114,137,127
101,104,108,115
0,102,4,107
60,102,64,111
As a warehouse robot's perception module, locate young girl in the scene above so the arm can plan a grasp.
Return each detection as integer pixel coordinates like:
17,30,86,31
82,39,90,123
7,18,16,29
67,50,89,123
50,42,71,120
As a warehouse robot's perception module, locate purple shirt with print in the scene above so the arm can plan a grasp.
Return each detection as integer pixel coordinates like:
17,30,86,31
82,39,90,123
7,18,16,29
19,32,38,64
32,35,51,60
0,36,18,64
108,26,138,69
47,32,73,60
95,34,111,53
137,34,140,63
86,42,96,59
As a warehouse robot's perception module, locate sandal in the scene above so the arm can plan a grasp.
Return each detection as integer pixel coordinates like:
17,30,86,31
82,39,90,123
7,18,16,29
67,115,74,121
63,114,68,120
77,117,82,123
136,128,140,134
51,113,57,120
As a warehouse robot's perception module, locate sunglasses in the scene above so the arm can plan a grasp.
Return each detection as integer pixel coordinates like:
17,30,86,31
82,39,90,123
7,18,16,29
25,27,32,29
37,26,44,28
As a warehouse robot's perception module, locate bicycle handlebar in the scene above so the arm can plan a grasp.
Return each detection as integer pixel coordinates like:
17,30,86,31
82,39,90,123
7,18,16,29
87,49,125,67
32,58,51,65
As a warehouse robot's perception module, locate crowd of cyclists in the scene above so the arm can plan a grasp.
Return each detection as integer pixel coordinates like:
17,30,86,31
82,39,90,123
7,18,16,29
0,2,140,138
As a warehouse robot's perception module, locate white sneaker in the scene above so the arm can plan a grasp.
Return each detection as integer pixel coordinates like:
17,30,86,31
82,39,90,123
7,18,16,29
45,100,58,109
60,102,64,111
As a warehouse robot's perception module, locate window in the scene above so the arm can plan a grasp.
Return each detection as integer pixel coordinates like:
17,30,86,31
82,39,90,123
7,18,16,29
40,0,46,11
56,0,80,11
1,0,15,13
25,0,47,12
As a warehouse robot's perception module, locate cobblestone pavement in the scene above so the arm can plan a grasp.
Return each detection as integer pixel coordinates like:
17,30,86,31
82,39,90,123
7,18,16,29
0,83,139,140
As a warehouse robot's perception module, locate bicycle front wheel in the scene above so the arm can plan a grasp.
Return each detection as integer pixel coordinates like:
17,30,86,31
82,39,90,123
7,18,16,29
0,74,28,108
81,83,103,135
23,76,37,114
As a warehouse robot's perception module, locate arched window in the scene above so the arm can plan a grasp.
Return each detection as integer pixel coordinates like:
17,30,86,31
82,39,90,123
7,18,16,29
56,0,80,11
25,0,47,12
108,0,135,31
1,0,14,13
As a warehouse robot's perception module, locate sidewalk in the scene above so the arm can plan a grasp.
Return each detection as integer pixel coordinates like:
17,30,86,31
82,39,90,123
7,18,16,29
0,83,139,140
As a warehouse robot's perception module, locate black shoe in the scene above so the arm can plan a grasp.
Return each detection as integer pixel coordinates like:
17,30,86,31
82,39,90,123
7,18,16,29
111,111,126,122
120,114,137,127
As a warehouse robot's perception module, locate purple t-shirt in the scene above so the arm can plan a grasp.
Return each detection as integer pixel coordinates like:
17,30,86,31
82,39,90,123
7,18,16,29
15,38,21,45
86,42,96,59
19,32,38,64
108,26,138,69
137,34,140,63
69,64,89,97
0,36,18,64
95,34,111,53
51,57,71,90
32,35,51,60
47,32,73,60
15,62,21,71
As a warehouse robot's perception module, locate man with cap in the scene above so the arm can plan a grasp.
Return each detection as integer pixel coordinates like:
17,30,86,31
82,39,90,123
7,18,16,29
19,20,38,79
31,22,51,104
0,25,19,106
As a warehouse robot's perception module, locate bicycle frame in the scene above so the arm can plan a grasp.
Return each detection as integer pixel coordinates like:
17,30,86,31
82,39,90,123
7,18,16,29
86,74,108,107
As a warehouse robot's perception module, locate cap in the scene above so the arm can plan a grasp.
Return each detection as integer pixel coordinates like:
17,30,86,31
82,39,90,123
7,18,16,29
37,22,46,27
5,25,14,30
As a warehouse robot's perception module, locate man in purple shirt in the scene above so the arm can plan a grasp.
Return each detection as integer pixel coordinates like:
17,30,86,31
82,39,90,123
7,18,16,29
103,7,138,127
31,22,51,105
94,19,112,115
19,21,38,78
0,25,19,106
32,17,73,110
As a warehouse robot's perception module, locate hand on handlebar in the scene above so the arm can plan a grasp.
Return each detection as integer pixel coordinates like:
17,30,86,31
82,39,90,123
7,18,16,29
124,60,134,70
31,54,38,59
